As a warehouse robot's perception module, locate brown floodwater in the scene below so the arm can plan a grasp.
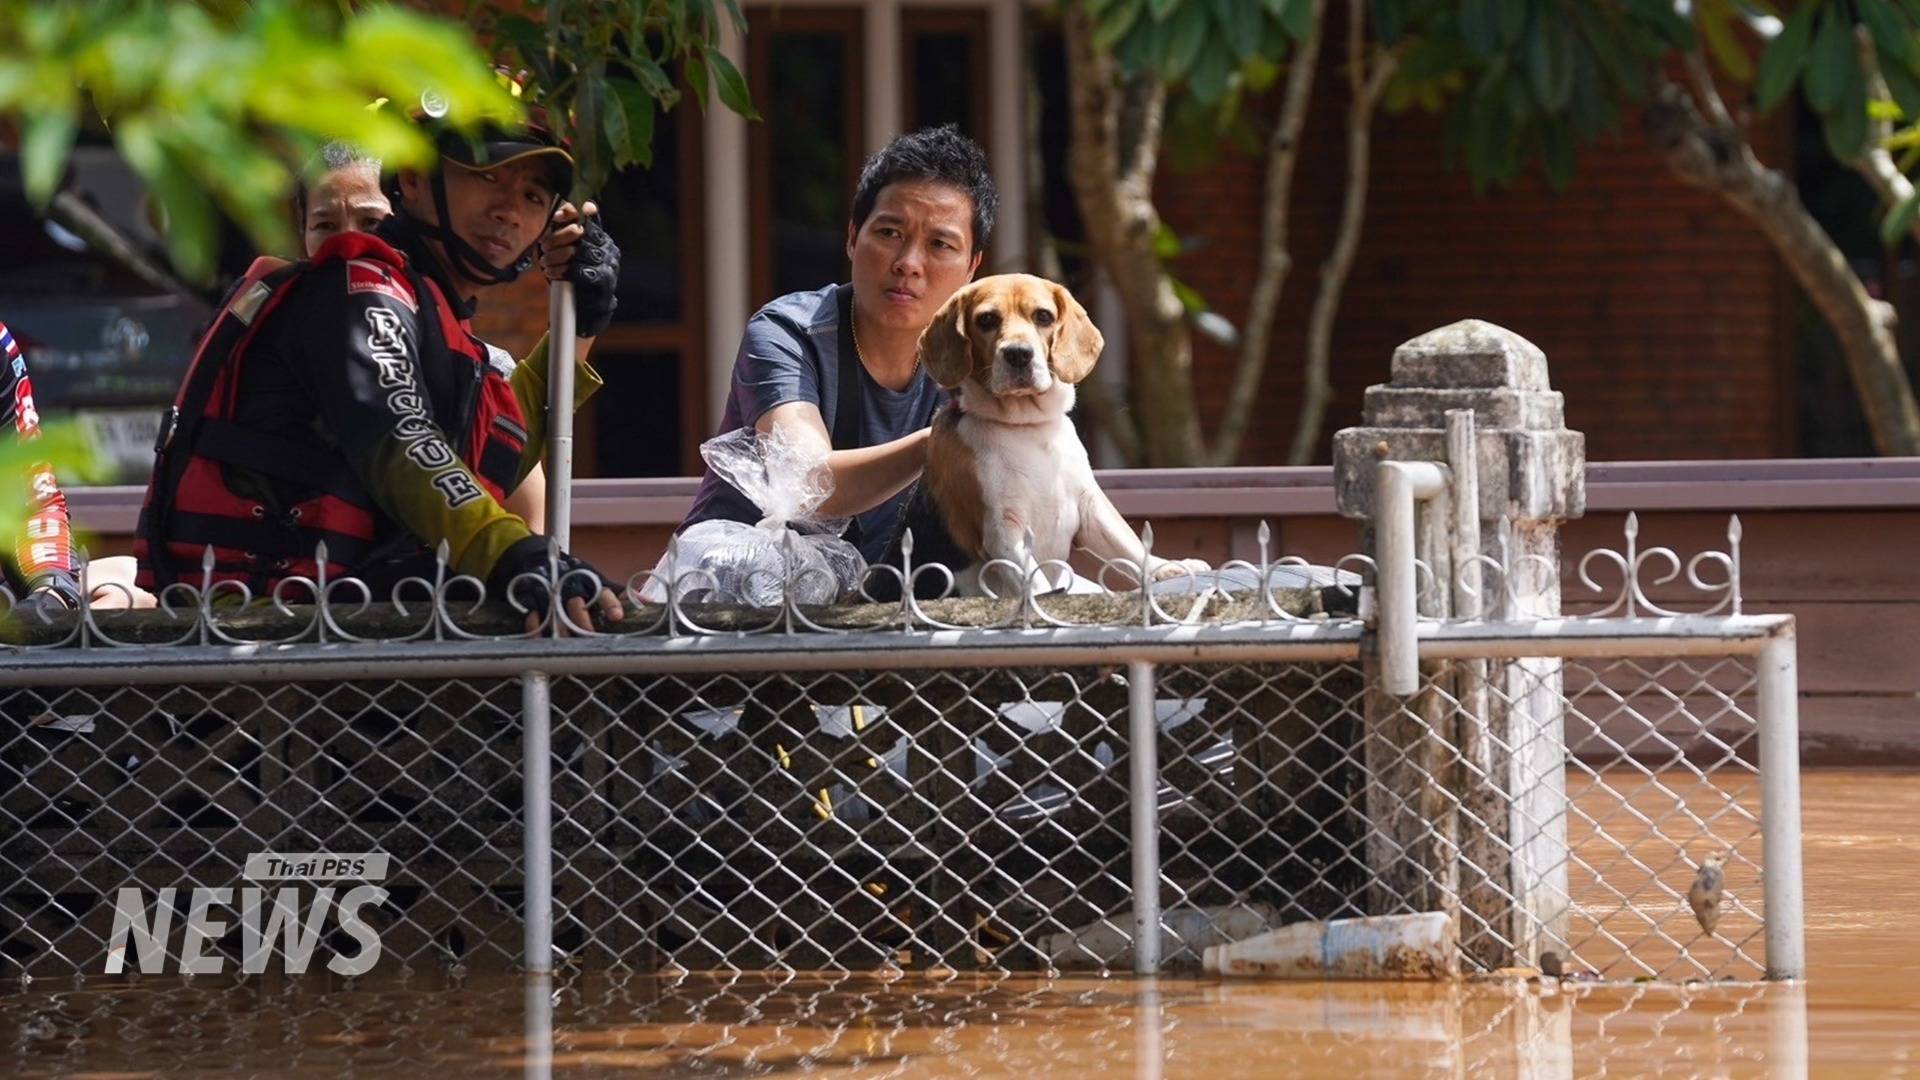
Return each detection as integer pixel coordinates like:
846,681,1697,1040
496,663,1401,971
7,768,1918,1078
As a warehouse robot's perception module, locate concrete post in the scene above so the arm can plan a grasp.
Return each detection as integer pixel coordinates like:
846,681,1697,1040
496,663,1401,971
1332,319,1586,969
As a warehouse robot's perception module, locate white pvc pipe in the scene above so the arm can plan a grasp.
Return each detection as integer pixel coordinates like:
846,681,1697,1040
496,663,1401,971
1758,630,1805,980
1376,460,1447,695
545,282,576,550
1127,659,1161,975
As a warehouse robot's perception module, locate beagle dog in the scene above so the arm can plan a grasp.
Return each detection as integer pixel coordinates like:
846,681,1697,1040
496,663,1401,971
879,273,1209,597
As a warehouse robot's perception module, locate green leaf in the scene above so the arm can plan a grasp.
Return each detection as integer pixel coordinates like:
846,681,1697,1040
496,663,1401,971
1372,0,1406,46
1883,188,1920,246
707,49,758,120
147,155,216,281
1162,2,1208,80
1526,14,1575,112
1189,38,1236,102
1823,58,1869,159
20,106,77,208
1805,8,1852,113
620,53,680,108
1860,0,1919,71
1624,0,1694,48
1096,0,1146,53
1148,0,1181,23
1214,0,1263,63
602,78,634,168
1699,2,1754,82
1755,1,1816,113
1496,0,1528,46
1461,0,1500,58
1170,276,1208,314
1153,221,1182,260
493,14,549,71
1279,0,1313,42
619,77,657,168
1568,37,1603,137
684,52,710,111
1884,55,1920,116
1574,1,1648,95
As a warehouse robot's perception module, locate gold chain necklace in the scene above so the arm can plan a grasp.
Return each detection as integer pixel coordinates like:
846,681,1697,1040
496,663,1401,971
850,304,919,376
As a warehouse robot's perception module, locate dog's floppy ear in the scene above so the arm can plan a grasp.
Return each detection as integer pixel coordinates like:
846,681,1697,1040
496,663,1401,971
1048,282,1104,385
918,285,975,389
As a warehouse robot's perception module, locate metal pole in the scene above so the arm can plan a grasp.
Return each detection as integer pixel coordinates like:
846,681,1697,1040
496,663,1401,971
1127,659,1161,975
545,282,577,550
1758,628,1806,980
522,671,554,974
1376,460,1447,694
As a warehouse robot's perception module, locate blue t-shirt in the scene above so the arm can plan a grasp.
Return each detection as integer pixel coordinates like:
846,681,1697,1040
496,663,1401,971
681,283,943,563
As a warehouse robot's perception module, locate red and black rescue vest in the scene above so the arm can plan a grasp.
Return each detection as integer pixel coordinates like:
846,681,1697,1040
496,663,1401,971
135,233,528,591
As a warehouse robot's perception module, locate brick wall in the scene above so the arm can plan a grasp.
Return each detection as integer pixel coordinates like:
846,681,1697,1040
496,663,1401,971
1158,73,1794,465
470,269,549,361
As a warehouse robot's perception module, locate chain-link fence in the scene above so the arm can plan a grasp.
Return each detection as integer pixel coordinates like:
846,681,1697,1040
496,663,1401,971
0,625,1790,982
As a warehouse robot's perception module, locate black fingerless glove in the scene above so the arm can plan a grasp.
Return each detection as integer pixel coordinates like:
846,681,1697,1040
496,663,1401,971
566,213,621,339
487,535,608,616
14,571,82,621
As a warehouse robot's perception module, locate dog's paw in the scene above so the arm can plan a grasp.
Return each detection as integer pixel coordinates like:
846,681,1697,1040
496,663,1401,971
1149,558,1212,582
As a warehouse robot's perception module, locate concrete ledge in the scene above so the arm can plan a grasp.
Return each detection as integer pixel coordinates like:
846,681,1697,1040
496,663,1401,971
68,457,1920,534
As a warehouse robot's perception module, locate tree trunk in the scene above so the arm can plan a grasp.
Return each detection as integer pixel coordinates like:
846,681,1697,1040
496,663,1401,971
1209,0,1326,467
1643,80,1920,456
1063,5,1202,466
1289,6,1397,465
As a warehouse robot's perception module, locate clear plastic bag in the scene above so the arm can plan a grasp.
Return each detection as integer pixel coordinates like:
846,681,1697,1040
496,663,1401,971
640,426,867,607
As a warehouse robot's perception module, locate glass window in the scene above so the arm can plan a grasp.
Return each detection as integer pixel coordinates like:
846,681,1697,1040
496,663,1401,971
767,30,852,300
908,14,987,142
598,105,683,324
592,350,684,477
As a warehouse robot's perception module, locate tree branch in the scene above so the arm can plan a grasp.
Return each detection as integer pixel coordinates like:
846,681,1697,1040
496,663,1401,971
46,189,201,302
1207,0,1326,466
1644,78,1920,454
1682,48,1735,130
1064,5,1201,465
1851,27,1920,245
1288,4,1397,465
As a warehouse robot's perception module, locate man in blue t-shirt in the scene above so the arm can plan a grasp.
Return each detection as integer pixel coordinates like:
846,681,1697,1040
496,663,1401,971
679,125,995,563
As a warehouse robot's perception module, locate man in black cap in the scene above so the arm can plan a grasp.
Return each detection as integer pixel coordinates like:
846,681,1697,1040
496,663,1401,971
137,108,624,628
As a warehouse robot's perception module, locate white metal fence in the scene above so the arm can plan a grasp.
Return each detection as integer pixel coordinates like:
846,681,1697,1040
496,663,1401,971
0,518,1802,983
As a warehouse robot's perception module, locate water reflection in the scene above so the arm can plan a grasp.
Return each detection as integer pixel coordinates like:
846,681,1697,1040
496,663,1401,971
4,969,1822,1078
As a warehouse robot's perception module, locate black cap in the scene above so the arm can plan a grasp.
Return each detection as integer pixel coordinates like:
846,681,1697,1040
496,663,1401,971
436,124,574,199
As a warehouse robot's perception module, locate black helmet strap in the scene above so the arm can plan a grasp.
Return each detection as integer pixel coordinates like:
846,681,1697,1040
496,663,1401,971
406,168,537,287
